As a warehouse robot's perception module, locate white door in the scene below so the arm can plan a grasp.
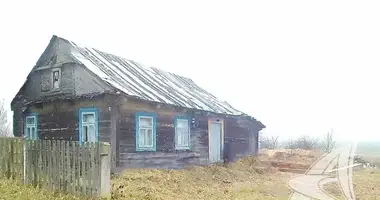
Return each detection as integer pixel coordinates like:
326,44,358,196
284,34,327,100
209,122,222,163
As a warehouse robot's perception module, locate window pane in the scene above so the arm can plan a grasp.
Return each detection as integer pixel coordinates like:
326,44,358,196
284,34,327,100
53,71,60,89
26,117,35,125
26,127,31,138
139,128,146,146
139,128,153,147
178,130,182,146
176,119,189,147
146,129,153,146
139,117,153,127
82,126,88,142
177,119,188,129
83,113,95,123
31,127,36,140
87,125,95,142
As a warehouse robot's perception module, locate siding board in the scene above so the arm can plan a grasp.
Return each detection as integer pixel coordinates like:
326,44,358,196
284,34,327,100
13,93,260,171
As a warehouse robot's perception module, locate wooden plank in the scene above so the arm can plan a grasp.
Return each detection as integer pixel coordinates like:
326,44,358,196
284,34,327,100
94,142,100,196
1,138,5,177
40,140,44,187
32,140,38,187
57,140,62,192
111,105,118,171
26,140,30,184
0,138,3,177
62,140,65,193
75,142,80,195
72,141,76,195
16,139,23,181
62,140,66,193
82,142,87,195
9,139,14,180
87,143,92,195
90,142,96,196
0,138,7,177
7,138,11,179
2,138,6,178
25,140,31,184
66,141,73,194
52,140,57,191
86,142,91,195
42,140,47,188
37,140,41,187
63,140,67,193
57,140,61,192
21,139,25,184
47,140,53,190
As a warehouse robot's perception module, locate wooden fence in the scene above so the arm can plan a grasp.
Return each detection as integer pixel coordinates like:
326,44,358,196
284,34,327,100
0,137,110,198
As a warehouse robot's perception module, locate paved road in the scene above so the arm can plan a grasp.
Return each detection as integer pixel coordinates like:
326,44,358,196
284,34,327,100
288,174,337,200
286,143,359,200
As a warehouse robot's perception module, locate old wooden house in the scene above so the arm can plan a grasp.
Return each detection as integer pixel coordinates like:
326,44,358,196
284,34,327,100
11,35,265,171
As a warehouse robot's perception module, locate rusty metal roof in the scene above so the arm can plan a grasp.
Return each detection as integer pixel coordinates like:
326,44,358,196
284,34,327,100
67,39,245,115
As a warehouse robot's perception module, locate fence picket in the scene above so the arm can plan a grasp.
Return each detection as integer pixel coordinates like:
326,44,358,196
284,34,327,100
57,140,62,191
17,139,23,181
75,142,80,195
47,140,52,190
32,140,37,187
89,143,94,196
86,143,91,196
66,141,72,194
0,139,3,176
81,143,86,195
0,138,109,198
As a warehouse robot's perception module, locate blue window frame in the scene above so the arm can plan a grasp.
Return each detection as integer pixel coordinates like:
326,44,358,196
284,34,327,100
24,113,38,140
135,112,156,151
174,116,190,150
78,108,98,144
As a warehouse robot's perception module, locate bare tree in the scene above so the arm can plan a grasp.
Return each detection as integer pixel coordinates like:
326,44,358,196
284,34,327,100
285,135,320,150
285,138,298,149
321,130,336,152
259,135,280,149
0,99,12,137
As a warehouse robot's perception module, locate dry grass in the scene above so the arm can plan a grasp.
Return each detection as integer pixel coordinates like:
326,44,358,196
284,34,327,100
1,150,379,200
111,157,291,200
324,169,380,200
0,178,88,200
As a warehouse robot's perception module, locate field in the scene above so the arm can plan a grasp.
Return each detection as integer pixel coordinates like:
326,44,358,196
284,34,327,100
1,149,379,200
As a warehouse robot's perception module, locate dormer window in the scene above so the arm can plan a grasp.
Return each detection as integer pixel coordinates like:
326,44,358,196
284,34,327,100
51,68,61,89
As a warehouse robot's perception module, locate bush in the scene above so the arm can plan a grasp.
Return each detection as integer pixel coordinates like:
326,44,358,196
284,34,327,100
259,135,280,149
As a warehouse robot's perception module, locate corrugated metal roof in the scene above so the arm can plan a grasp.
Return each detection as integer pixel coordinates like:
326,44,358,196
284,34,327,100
66,38,245,115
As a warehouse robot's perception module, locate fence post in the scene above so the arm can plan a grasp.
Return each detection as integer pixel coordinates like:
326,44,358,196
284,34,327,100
99,142,111,199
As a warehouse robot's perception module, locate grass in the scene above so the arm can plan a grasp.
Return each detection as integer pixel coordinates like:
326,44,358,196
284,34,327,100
1,156,380,200
323,169,380,200
0,178,84,200
111,158,291,200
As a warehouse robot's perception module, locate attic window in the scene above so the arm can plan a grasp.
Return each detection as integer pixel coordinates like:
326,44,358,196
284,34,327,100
51,68,61,89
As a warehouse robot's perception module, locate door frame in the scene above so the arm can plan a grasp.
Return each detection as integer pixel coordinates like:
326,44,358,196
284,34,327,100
208,118,224,163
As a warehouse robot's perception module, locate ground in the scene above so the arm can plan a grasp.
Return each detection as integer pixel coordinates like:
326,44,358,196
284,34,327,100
1,149,379,200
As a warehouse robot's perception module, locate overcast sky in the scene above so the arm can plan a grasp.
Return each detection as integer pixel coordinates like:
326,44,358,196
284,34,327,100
1,0,379,142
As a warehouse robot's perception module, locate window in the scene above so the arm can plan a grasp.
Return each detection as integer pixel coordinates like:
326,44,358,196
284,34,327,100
136,112,156,151
79,108,98,143
175,117,190,150
24,114,38,140
51,69,61,89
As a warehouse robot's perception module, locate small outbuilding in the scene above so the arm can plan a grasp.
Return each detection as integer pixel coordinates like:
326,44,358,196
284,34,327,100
11,35,265,171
